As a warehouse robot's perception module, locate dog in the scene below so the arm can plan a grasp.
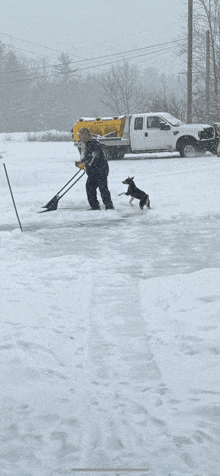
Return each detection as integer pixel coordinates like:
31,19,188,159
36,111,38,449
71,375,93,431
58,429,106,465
118,177,150,209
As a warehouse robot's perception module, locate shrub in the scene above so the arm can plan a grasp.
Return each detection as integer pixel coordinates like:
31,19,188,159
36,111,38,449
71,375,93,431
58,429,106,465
27,130,73,142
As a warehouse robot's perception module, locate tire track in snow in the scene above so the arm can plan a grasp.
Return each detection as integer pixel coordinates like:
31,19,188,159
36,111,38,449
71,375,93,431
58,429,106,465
78,255,191,474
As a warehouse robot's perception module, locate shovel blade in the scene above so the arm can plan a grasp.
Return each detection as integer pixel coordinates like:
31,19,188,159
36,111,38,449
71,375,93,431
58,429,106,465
42,195,59,211
38,208,56,214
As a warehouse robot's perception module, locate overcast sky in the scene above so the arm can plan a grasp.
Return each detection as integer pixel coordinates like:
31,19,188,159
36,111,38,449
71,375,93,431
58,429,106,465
1,0,187,73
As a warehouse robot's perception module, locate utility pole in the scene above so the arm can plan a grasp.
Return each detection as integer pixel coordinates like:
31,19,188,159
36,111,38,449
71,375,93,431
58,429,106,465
187,0,193,123
206,30,210,122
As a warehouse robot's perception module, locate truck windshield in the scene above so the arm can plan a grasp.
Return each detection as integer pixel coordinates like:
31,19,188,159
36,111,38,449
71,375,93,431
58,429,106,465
160,113,183,127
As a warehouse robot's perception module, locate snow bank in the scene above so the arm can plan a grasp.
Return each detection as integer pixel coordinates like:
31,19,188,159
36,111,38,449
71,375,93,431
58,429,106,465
0,130,72,143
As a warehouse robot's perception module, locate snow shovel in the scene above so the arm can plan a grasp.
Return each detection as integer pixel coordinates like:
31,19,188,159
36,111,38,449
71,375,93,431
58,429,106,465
39,169,86,212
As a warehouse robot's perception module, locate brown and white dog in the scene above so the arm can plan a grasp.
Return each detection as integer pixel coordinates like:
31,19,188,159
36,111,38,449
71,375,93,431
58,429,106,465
119,177,150,210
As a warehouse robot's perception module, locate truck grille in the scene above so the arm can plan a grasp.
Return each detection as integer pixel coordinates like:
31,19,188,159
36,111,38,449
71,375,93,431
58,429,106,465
199,127,215,140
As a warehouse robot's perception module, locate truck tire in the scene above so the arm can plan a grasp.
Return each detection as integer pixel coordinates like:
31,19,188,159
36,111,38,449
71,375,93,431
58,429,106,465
209,140,219,155
105,147,124,160
179,138,199,158
117,148,125,160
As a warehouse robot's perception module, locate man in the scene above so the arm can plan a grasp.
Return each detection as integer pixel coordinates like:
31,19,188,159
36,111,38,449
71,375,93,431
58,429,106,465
75,127,114,210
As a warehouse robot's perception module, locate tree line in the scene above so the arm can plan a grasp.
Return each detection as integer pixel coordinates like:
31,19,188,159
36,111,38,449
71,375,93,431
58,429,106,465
0,0,219,133
0,43,186,133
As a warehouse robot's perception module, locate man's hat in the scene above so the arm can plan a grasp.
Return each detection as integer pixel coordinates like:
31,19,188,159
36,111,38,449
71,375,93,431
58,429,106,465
76,127,91,135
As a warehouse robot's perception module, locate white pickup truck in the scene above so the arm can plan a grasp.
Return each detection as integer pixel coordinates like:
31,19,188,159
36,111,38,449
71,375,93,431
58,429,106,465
73,112,219,160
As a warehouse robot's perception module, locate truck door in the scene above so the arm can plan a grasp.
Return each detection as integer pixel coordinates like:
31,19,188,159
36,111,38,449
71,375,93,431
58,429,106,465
130,116,146,151
144,116,174,150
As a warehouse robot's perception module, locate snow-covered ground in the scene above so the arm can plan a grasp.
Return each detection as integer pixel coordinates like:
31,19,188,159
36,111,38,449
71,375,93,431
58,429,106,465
1,138,220,476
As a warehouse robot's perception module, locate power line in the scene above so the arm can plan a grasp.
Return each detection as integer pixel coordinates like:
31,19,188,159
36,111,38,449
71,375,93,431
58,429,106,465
0,44,180,84
0,31,66,54
0,37,185,76
0,43,180,85
76,44,179,73
0,30,185,63
4,43,57,60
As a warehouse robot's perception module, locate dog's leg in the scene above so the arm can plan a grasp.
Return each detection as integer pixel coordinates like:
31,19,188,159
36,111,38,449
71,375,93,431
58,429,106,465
141,196,151,209
129,197,134,206
139,197,145,209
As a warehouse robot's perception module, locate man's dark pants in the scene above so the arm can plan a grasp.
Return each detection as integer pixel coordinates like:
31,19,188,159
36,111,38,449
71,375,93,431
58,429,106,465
86,173,114,210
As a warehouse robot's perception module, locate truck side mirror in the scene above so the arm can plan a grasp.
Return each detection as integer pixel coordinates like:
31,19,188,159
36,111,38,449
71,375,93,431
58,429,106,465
160,123,171,131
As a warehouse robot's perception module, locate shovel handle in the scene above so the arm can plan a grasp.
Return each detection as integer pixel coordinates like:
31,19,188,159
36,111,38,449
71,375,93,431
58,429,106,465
59,170,86,199
56,169,82,195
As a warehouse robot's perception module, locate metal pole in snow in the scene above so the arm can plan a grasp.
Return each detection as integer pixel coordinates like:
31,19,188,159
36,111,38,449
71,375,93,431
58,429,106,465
3,163,23,232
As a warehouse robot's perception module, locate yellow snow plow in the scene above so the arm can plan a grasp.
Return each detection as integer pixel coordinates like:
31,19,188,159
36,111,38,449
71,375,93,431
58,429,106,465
72,116,126,143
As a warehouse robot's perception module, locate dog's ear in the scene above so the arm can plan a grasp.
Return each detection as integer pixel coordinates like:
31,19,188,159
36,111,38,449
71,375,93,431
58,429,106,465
131,176,134,180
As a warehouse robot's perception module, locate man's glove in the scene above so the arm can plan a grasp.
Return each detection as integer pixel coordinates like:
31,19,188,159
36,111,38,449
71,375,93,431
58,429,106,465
75,161,85,170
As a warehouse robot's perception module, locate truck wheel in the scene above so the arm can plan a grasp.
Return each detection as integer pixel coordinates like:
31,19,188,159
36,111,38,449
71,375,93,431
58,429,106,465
105,147,118,160
179,139,199,158
105,147,126,160
105,147,112,160
210,141,219,155
117,149,125,160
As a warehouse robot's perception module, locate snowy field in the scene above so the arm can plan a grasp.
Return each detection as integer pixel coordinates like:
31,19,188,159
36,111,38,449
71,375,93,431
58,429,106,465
0,139,220,476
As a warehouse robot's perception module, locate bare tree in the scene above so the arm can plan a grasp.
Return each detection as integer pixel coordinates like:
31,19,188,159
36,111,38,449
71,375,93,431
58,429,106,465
180,0,220,122
140,67,186,120
53,53,77,83
99,61,142,115
0,43,187,133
